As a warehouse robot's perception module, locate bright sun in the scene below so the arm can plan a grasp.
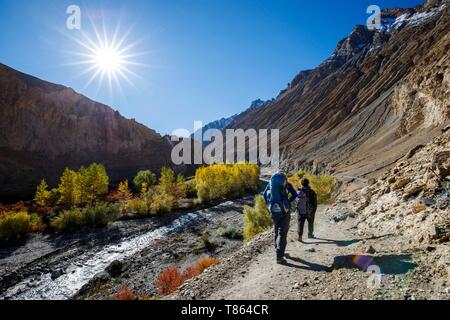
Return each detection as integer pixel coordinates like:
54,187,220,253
67,16,147,95
94,47,122,72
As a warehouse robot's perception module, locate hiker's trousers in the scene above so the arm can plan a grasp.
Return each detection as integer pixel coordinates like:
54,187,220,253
272,213,291,259
297,211,315,237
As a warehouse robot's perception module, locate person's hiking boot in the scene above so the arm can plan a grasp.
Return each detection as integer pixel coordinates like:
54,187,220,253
308,233,315,239
276,257,287,265
298,235,304,242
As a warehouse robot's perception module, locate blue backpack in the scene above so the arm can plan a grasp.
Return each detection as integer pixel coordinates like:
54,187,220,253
267,173,287,215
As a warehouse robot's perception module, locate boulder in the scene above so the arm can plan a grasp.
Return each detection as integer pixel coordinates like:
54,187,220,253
365,245,377,254
51,269,64,280
106,260,123,277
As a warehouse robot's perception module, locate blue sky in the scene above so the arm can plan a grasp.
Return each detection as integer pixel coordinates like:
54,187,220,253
0,0,422,135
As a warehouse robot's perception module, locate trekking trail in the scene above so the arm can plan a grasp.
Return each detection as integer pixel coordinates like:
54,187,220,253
170,203,443,300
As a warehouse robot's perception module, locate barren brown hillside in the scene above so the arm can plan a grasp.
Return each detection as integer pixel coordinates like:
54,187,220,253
228,0,449,185
0,64,173,199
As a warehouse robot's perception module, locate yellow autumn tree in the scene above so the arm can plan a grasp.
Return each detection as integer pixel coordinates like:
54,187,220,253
57,168,82,208
79,163,109,205
34,179,51,207
118,180,132,201
195,163,260,203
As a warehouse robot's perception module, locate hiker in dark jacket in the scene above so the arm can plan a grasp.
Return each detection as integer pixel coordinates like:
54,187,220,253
264,173,297,264
296,178,318,241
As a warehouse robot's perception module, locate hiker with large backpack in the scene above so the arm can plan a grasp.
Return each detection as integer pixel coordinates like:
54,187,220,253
263,172,297,264
296,178,318,241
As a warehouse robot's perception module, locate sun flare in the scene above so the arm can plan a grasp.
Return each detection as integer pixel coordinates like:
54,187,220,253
94,47,122,72
66,16,147,95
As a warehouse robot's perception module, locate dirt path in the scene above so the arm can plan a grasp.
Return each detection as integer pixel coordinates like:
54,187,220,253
171,205,448,300
208,206,358,300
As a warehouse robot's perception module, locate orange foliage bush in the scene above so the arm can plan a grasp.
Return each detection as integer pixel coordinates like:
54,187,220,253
195,257,219,273
155,258,220,296
114,287,135,300
155,266,184,296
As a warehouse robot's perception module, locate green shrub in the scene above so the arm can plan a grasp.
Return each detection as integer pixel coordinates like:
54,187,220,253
51,208,83,232
195,163,260,203
149,190,174,215
133,170,156,192
0,212,34,244
243,195,272,241
125,197,149,217
195,229,216,252
81,203,121,227
288,170,337,204
51,204,121,232
218,225,243,240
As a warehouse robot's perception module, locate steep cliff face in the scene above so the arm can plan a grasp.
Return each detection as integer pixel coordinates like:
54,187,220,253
0,64,173,200
228,1,450,180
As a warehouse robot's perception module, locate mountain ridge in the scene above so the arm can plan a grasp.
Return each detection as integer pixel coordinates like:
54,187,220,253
227,0,449,181
0,63,174,200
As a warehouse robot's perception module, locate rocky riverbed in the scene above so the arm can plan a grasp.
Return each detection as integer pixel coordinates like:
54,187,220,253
0,197,252,300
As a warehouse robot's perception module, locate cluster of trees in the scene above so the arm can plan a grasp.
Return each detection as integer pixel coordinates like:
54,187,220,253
124,167,187,216
34,163,109,208
1,162,264,245
195,163,260,203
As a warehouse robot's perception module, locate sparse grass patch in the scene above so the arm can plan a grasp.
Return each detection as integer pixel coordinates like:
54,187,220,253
218,225,243,240
194,229,217,253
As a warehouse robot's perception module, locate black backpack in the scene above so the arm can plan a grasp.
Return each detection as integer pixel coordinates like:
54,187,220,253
297,190,312,217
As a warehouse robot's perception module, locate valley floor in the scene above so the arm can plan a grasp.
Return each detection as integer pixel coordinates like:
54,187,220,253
170,205,449,300
1,199,448,300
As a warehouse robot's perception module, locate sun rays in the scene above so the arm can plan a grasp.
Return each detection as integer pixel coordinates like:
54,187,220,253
64,11,149,98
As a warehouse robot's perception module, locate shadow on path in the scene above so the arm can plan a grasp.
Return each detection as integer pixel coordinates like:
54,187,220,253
284,254,330,272
306,234,394,247
331,254,417,275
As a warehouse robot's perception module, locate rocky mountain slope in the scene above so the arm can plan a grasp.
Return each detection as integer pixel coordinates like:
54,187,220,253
0,64,173,200
228,0,450,182
168,126,450,302
166,0,450,300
